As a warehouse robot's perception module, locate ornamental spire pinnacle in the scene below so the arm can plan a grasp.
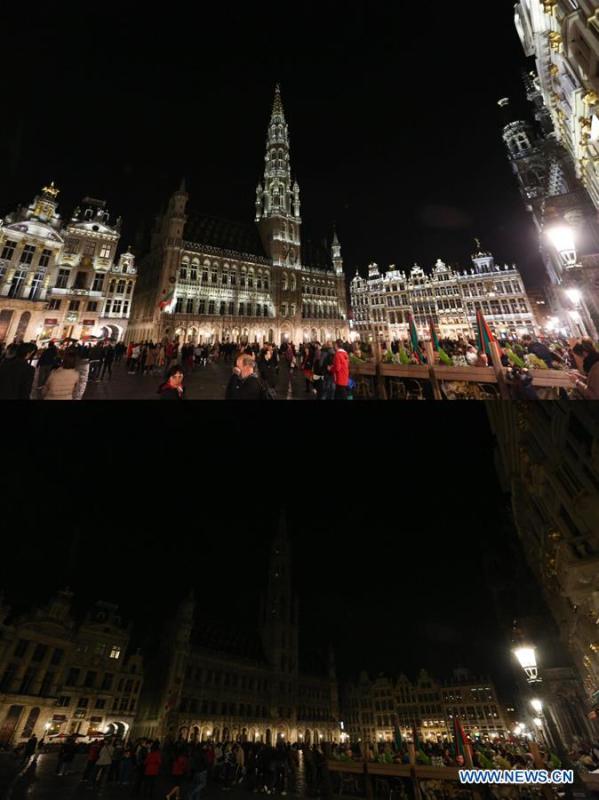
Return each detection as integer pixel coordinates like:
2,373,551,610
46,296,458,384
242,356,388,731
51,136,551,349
271,83,285,122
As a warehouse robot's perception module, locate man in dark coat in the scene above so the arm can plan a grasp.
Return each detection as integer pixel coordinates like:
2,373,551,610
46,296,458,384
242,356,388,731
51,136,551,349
0,343,35,399
226,355,262,400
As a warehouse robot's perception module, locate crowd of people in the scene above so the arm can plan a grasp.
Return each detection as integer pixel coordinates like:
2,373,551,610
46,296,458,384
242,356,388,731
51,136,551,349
0,336,357,401
11,731,599,799
2,328,599,401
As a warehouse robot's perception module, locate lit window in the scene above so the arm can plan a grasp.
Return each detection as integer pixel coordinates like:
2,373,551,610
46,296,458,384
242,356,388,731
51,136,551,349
109,646,121,660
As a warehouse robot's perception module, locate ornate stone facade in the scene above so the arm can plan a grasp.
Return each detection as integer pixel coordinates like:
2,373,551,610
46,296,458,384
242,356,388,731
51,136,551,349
343,668,509,745
127,87,349,346
0,591,143,746
133,518,340,745
0,186,137,343
489,403,599,739
501,0,599,337
350,245,536,342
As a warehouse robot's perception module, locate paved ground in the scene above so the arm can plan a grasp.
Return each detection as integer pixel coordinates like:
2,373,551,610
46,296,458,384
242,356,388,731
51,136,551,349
82,362,316,401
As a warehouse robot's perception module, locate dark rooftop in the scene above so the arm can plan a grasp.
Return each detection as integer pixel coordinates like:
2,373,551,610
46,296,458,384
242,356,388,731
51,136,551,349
192,620,267,663
184,213,270,261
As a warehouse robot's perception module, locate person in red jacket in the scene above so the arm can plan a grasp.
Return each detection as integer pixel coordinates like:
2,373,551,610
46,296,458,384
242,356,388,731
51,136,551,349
330,340,350,400
165,748,189,800
142,741,162,798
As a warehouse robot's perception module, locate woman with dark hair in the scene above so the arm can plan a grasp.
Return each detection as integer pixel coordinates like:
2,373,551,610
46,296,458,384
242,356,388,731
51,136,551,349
157,364,185,400
570,339,599,399
41,348,81,400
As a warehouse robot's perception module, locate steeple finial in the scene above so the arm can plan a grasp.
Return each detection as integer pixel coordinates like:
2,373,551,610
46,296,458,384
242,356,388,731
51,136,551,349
271,83,285,120
178,177,187,193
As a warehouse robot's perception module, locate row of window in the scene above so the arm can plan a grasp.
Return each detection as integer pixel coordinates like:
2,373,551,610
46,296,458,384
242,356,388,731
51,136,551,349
64,667,136,691
180,265,270,291
65,239,112,259
180,698,269,717
1,241,53,267
302,304,339,319
58,694,135,713
185,668,270,692
3,269,45,299
12,640,64,663
173,298,272,317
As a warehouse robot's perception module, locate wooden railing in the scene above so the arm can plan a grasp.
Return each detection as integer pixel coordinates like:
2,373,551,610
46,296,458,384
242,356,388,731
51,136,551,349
351,341,573,400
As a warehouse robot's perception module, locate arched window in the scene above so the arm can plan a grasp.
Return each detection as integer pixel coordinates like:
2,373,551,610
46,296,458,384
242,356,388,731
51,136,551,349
248,269,254,289
282,272,288,291
290,274,296,291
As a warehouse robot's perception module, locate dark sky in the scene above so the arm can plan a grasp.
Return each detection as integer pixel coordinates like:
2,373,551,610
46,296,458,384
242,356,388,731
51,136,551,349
0,1,545,287
3,405,557,704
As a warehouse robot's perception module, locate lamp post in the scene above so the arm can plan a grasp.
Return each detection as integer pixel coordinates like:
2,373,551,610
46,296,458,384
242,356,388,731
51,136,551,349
512,628,589,800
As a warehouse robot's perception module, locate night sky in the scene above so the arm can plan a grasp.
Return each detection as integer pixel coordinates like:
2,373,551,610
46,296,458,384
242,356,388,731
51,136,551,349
0,1,545,287
3,405,557,704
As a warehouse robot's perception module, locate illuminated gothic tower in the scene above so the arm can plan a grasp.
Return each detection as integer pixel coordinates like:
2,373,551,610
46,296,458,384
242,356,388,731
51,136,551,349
260,512,299,679
256,86,302,270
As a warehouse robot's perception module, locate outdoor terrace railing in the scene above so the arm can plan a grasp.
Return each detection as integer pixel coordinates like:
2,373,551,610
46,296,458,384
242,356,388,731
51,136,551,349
350,341,573,400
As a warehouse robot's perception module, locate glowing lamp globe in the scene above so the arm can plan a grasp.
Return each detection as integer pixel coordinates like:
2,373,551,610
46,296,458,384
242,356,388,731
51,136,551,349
547,226,576,254
513,644,539,682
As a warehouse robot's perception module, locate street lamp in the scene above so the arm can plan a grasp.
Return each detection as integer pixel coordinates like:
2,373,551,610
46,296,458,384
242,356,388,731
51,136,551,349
512,626,588,799
547,226,577,266
513,644,538,683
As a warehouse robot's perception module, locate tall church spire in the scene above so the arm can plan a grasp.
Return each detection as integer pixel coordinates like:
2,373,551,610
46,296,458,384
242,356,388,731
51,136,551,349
260,510,299,675
256,85,302,268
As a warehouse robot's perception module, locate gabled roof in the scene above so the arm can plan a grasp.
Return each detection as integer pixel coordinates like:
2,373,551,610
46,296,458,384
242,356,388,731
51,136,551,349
4,220,63,243
184,213,270,261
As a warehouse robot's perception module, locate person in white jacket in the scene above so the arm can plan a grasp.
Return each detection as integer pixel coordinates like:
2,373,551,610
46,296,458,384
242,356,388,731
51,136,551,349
41,349,81,400
94,740,115,785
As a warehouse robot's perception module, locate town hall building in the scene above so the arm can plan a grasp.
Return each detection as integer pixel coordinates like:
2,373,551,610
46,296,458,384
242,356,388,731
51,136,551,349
127,86,349,346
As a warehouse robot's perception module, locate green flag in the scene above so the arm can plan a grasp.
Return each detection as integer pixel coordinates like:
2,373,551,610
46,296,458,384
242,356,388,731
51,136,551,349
429,320,453,366
408,313,426,364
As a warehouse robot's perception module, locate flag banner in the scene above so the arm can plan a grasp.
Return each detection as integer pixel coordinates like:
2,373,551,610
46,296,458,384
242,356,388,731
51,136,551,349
408,313,426,364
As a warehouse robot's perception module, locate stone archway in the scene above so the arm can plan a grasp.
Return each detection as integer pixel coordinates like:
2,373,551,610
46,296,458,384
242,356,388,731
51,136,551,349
102,323,122,342
280,324,292,344
265,728,272,746
304,729,312,745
